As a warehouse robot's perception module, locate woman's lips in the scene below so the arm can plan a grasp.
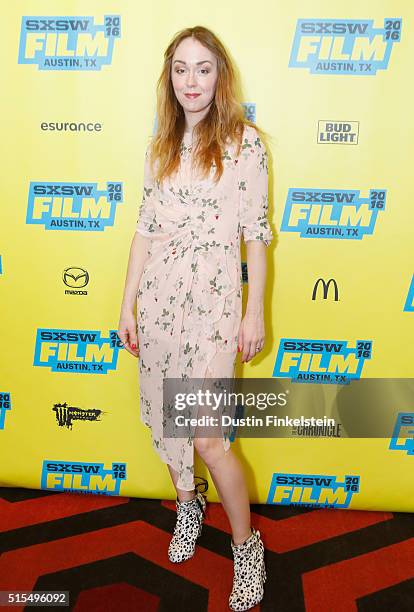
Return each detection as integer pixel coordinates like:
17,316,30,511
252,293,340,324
184,93,201,99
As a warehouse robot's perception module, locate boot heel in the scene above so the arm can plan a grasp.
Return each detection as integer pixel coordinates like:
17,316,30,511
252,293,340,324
229,529,266,610
168,490,207,563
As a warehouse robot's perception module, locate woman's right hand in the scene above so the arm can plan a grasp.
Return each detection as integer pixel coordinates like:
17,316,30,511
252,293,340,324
117,308,139,358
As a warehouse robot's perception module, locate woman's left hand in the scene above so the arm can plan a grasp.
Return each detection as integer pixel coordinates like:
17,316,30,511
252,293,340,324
237,310,265,363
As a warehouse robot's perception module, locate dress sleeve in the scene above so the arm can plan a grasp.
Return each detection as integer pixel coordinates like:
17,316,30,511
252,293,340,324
136,144,157,237
239,127,274,247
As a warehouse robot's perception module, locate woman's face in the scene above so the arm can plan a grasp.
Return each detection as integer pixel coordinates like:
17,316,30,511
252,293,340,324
171,37,218,121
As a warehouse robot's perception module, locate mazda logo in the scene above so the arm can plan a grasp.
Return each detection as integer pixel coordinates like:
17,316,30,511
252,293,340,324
63,267,89,288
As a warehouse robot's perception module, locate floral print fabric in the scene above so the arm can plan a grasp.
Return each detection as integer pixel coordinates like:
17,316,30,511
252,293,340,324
136,124,273,490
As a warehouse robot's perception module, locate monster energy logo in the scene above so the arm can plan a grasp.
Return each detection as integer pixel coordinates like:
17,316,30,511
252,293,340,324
53,402,103,429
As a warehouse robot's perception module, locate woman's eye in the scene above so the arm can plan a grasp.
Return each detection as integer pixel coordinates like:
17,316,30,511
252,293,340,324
174,67,210,75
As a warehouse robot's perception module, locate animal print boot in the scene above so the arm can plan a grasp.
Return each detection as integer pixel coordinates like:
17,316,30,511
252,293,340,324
168,477,208,563
228,527,266,611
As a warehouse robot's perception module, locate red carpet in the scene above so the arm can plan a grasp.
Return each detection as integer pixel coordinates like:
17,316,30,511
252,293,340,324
0,487,413,611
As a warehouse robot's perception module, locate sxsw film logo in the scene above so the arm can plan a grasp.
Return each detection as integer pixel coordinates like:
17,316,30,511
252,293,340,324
403,275,414,312
312,278,339,301
63,266,89,295
34,329,124,374
318,121,359,144
289,18,402,75
267,473,360,508
41,461,127,495
389,413,414,456
0,393,11,430
26,181,123,231
242,103,256,123
18,15,121,70
241,262,248,284
273,338,372,384
280,188,386,239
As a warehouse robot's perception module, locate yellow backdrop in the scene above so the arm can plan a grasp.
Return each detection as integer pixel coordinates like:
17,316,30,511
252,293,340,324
1,1,413,511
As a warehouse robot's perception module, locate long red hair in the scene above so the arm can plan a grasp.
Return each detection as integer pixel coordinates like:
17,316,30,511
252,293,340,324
149,25,267,184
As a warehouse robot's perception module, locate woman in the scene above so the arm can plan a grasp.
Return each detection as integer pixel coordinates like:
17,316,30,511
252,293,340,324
118,26,273,611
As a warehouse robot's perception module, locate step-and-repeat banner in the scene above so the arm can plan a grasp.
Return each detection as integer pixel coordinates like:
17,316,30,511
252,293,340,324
1,2,413,511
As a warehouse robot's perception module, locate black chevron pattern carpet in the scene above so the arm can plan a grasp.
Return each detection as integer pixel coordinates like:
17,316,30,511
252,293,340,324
1,487,413,611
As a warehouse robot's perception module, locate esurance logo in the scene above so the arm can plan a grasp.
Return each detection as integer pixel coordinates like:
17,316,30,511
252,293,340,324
289,18,402,75
389,413,414,456
281,188,386,239
267,473,360,508
27,182,123,231
403,275,414,312
273,338,372,384
41,461,127,495
34,329,123,374
18,16,121,70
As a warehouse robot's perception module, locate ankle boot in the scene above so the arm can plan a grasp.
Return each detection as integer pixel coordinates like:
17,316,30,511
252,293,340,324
168,477,208,563
228,527,266,611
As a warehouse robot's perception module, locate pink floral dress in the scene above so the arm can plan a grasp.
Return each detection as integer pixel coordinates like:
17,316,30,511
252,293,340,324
136,124,273,490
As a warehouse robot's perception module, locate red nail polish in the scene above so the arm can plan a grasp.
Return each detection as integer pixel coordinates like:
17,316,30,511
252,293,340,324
131,344,136,349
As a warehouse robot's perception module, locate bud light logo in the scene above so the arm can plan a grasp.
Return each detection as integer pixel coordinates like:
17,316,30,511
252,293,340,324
289,18,402,75
403,275,414,312
26,182,123,231
273,338,372,384
41,461,127,495
34,329,124,374
267,473,360,508
280,188,386,239
317,120,359,145
18,16,121,70
389,413,414,456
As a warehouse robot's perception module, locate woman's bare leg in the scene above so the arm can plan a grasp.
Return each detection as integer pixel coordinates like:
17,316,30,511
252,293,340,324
190,359,252,545
165,355,251,543
167,464,196,502
167,441,250,543
194,438,252,545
